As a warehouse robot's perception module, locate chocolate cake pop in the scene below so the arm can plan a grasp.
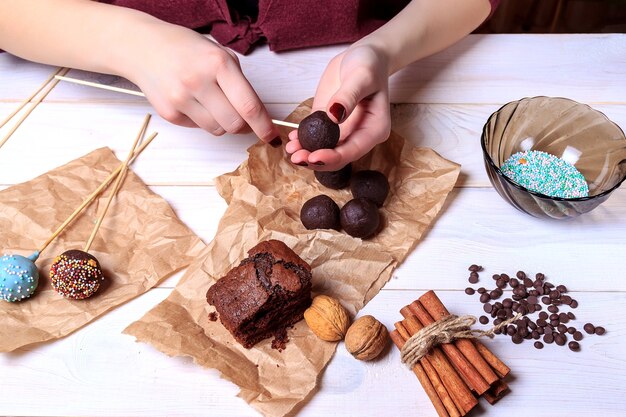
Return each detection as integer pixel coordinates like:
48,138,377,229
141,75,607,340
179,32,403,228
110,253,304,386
298,111,340,152
340,198,380,239
314,163,352,189
351,170,389,207
0,252,39,302
50,250,104,300
300,195,341,230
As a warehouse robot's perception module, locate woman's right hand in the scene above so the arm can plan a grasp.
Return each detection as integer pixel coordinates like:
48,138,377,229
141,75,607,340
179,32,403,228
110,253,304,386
124,21,280,145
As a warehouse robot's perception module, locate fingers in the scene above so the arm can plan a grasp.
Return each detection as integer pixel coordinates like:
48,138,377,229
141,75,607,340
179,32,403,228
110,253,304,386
216,59,279,144
325,55,382,124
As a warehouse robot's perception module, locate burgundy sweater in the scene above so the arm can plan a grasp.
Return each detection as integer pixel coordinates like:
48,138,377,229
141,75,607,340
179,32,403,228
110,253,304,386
101,0,501,54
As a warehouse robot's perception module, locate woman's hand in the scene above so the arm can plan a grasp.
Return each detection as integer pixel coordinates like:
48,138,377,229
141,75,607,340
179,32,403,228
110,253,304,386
285,44,391,170
124,21,280,145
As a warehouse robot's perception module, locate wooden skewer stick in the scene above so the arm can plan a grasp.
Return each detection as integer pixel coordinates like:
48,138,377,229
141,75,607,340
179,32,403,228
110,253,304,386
54,75,300,128
0,67,71,150
0,67,65,130
83,114,150,252
37,128,158,255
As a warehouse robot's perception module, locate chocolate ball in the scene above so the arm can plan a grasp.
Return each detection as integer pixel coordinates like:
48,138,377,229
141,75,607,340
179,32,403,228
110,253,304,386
350,170,390,207
50,249,104,300
300,195,341,230
298,110,340,152
340,198,380,238
314,163,352,189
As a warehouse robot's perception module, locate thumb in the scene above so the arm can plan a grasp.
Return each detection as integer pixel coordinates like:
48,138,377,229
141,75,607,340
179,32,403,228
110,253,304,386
326,67,379,124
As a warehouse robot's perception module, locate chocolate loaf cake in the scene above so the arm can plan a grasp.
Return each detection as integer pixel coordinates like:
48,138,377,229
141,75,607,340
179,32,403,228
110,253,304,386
206,240,312,349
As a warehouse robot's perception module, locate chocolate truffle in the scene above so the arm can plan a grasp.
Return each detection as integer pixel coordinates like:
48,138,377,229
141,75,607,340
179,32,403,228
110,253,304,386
298,110,340,152
206,240,312,349
314,163,352,189
350,170,390,207
340,198,380,238
300,195,341,230
50,250,104,300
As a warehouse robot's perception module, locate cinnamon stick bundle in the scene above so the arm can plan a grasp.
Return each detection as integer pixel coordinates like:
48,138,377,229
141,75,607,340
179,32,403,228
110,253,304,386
392,290,512,416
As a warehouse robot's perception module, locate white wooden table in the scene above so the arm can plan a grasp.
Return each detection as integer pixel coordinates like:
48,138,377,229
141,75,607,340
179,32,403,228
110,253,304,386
1,34,625,417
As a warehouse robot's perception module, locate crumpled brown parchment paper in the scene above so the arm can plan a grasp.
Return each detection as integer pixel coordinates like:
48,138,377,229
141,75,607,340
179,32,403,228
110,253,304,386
124,100,461,417
0,147,206,352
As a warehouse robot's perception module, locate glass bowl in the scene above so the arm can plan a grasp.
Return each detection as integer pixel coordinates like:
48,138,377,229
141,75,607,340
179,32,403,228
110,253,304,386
481,96,626,219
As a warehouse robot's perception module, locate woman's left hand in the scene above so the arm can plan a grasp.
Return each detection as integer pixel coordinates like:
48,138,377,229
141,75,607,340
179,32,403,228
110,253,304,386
285,44,391,171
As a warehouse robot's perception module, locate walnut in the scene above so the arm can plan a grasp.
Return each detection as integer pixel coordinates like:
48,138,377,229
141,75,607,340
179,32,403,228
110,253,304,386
304,295,351,342
345,315,389,361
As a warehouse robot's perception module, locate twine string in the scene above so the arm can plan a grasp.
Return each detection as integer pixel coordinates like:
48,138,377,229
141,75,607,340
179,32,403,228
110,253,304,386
400,313,522,369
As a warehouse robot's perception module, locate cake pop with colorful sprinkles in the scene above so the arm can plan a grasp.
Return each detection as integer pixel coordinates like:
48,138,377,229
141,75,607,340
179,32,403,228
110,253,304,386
0,252,40,302
500,150,589,199
50,250,104,300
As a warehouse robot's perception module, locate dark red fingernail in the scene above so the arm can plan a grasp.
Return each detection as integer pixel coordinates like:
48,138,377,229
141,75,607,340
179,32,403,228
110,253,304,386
295,162,308,167
269,137,282,148
312,161,325,166
329,103,346,123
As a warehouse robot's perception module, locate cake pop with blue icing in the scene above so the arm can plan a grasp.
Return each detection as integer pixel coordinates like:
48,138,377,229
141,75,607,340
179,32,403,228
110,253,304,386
0,251,40,302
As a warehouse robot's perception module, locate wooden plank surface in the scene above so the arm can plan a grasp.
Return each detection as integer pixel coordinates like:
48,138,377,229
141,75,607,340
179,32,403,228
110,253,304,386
1,34,625,417
0,290,622,417
1,102,625,187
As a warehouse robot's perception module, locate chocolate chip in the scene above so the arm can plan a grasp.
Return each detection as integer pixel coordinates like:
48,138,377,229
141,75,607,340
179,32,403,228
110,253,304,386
479,316,489,325
465,287,475,295
568,341,580,351
480,293,490,303
583,323,595,334
573,331,583,341
595,326,606,336
534,341,544,349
